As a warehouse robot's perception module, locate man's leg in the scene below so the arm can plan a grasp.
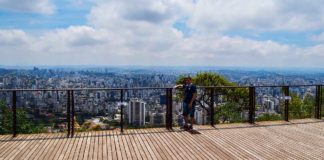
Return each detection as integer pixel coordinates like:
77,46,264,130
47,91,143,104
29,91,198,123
184,115,189,126
183,103,189,127
189,106,195,129
190,116,195,126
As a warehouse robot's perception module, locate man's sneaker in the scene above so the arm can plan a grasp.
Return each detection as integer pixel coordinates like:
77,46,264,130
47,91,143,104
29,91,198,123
183,125,189,131
188,125,193,131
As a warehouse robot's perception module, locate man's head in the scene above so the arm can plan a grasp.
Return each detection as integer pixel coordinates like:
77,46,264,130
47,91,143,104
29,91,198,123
184,76,192,84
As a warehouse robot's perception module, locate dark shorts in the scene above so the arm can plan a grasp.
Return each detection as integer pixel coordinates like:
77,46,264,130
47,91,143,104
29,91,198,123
183,102,195,118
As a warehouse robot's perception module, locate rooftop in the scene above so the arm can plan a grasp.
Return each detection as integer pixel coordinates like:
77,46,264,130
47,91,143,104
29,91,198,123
1,119,323,160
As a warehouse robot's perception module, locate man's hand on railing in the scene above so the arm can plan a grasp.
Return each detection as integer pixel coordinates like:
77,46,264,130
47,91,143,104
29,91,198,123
173,84,183,89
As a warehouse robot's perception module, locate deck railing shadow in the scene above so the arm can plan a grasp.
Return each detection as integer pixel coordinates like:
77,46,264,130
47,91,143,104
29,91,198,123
0,119,323,142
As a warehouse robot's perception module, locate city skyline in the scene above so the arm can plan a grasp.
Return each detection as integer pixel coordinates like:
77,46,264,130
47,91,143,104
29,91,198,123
1,0,324,67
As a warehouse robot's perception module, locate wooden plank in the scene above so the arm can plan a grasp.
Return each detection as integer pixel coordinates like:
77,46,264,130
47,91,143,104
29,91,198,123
0,119,323,159
155,128,190,160
23,133,53,160
97,131,103,160
54,133,72,160
120,130,134,160
199,126,259,159
0,134,27,155
150,128,184,160
163,128,203,160
0,135,13,150
176,128,216,160
128,129,149,160
0,134,32,159
13,133,47,160
124,129,146,160
120,130,136,160
44,133,67,160
104,130,113,160
80,132,92,160
178,126,234,159
101,130,108,160
133,129,156,160
92,130,99,160
64,132,79,160
72,132,86,160
247,126,309,159
216,127,283,159
142,128,172,160
116,129,128,160
33,133,63,160
5,134,36,160
113,130,123,160
109,130,117,160
139,128,165,160
263,124,323,158
58,135,75,160
196,126,238,159
83,131,93,160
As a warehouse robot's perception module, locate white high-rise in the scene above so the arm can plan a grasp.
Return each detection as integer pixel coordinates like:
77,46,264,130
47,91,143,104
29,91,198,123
128,98,146,126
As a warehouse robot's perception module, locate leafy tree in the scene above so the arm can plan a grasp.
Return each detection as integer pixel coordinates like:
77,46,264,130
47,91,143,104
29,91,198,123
215,102,244,123
289,93,304,119
0,100,44,134
303,94,315,118
288,93,315,119
322,88,324,118
175,72,249,124
256,113,282,122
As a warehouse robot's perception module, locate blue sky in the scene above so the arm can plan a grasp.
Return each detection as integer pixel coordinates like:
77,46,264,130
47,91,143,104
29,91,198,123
1,0,324,67
0,0,90,30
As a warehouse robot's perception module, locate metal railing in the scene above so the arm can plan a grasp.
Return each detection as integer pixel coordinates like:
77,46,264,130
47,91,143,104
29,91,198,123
0,84,322,138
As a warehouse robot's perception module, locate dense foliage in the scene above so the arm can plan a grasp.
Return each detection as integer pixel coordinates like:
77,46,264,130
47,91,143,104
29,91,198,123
176,72,321,124
176,72,249,123
0,101,44,134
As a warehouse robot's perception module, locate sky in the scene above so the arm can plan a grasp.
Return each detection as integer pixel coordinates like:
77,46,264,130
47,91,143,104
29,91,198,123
1,0,324,67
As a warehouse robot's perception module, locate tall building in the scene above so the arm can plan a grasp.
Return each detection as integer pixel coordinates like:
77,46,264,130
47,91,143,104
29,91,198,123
127,98,146,126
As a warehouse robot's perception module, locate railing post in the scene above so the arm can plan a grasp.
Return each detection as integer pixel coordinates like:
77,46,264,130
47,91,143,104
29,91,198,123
12,91,17,137
165,88,173,130
168,88,173,130
315,85,321,119
249,87,256,124
120,89,124,134
283,86,289,121
71,90,75,137
67,90,71,138
210,88,215,126
165,88,170,129
320,86,322,119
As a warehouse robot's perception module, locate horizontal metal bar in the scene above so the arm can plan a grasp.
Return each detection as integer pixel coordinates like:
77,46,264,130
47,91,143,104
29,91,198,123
0,84,323,92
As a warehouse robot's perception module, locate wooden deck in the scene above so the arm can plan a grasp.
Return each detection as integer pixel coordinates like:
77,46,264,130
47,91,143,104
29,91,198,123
0,119,324,160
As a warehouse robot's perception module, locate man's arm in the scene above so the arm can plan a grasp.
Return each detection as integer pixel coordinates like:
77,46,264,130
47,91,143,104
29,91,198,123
173,84,183,89
189,85,197,108
188,92,197,108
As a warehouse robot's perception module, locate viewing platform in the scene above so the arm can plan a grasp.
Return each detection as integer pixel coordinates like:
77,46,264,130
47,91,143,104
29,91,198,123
0,119,323,160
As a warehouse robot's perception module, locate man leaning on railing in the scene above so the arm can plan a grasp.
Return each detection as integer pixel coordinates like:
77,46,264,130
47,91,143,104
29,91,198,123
174,76,197,131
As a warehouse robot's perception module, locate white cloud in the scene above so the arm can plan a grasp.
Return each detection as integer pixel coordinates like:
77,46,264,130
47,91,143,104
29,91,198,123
0,0,55,14
0,30,30,45
1,0,324,67
189,0,324,32
1,26,324,67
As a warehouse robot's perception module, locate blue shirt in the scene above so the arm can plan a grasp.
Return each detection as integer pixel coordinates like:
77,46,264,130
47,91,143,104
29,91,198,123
183,84,197,104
